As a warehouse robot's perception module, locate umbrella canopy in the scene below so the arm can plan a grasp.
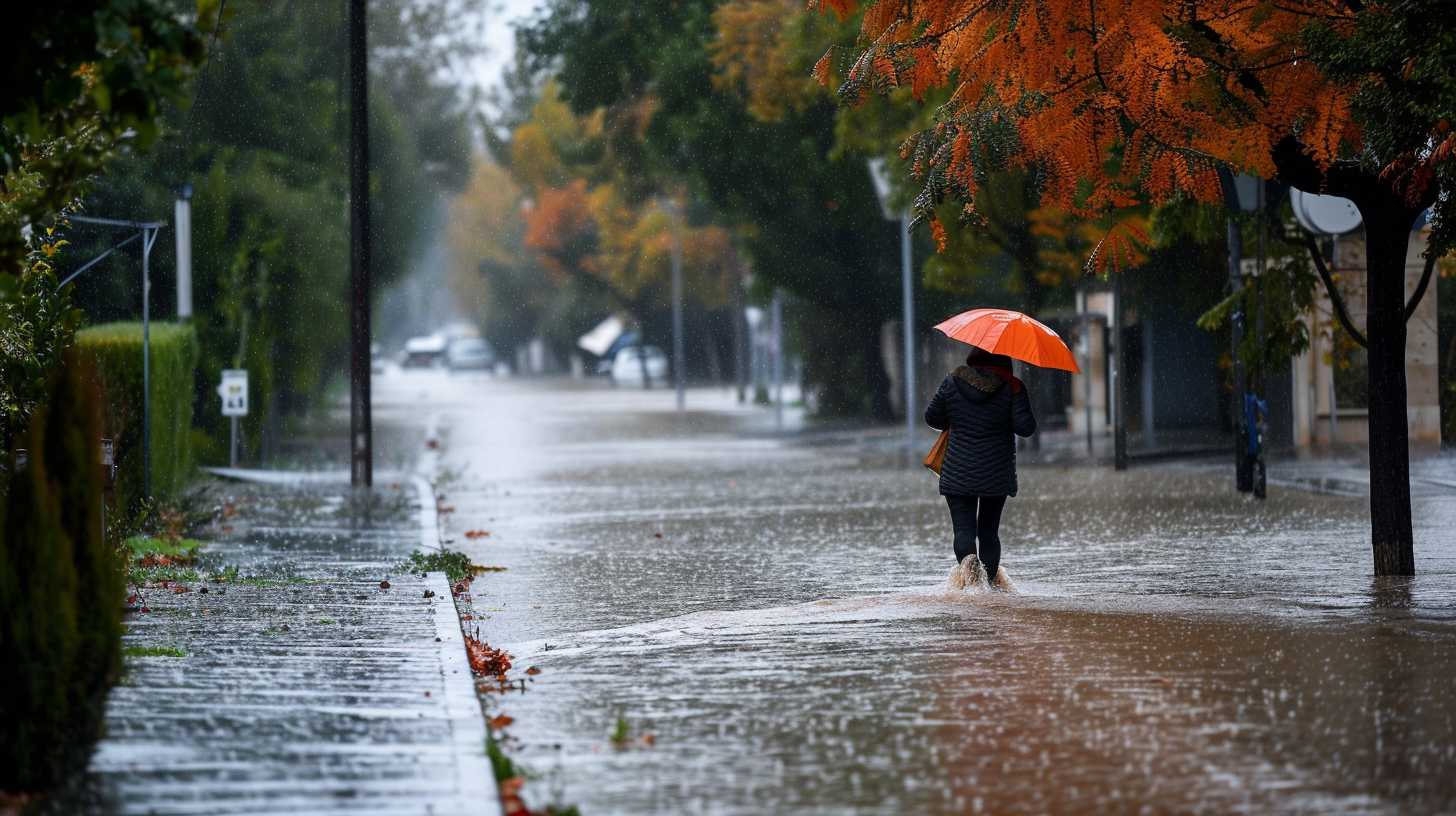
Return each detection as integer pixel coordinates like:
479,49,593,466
933,308,1081,373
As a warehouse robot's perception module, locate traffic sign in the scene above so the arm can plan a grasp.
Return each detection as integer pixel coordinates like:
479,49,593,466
219,369,248,416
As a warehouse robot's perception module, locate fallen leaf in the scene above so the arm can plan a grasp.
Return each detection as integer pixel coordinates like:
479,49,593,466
471,565,508,573
423,589,435,598
653,532,663,539
425,438,440,449
464,635,512,679
464,530,491,539
641,733,656,746
379,580,391,589
489,714,515,730
525,666,541,676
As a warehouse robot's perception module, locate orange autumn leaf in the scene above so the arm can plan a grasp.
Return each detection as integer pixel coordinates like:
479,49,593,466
814,0,1378,268
489,714,515,730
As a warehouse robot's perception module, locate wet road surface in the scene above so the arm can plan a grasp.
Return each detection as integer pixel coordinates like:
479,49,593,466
396,369,1456,814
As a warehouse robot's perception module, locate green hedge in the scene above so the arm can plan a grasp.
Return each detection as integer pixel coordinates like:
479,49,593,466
0,353,123,794
75,321,198,509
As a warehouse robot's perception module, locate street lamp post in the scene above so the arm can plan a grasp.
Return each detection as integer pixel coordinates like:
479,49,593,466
667,199,686,412
868,159,916,453
175,184,193,320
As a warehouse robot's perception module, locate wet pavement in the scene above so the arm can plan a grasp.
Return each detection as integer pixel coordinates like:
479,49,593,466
53,478,498,816
407,369,1456,815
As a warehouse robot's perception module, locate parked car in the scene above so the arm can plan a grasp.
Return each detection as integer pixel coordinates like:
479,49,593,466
447,337,495,371
610,346,669,386
400,334,448,368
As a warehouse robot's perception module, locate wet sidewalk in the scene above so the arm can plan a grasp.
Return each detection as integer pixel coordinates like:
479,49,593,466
50,476,499,816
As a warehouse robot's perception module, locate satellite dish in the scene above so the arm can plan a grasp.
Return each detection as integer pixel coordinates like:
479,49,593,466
1290,188,1362,235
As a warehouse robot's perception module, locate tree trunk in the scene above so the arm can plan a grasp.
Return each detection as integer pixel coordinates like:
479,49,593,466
1362,210,1416,576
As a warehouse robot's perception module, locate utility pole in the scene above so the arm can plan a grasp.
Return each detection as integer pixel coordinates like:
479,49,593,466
899,213,916,453
1252,181,1268,499
771,290,784,431
669,200,685,412
140,227,158,497
348,0,372,488
733,268,746,403
1112,272,1128,470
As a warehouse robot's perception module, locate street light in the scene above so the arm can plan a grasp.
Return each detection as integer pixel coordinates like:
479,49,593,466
867,158,916,452
661,197,686,413
175,183,193,320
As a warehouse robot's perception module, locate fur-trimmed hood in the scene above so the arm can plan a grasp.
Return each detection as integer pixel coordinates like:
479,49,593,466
951,364,1021,403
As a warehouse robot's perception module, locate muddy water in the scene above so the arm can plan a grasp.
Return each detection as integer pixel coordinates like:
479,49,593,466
388,370,1456,814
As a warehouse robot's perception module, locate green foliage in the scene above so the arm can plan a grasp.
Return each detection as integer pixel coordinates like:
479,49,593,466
0,0,216,278
486,734,524,783
0,352,123,794
123,645,186,658
0,250,83,450
1302,4,1456,257
401,549,474,584
609,715,630,745
1183,203,1319,386
75,322,198,510
124,535,203,561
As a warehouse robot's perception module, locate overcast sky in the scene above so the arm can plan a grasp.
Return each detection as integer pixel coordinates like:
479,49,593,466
465,0,542,101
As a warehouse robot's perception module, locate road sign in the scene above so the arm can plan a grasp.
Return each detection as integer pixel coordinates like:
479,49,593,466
219,369,248,416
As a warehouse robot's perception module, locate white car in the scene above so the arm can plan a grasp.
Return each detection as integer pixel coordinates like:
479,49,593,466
401,335,448,368
610,346,669,386
447,337,495,371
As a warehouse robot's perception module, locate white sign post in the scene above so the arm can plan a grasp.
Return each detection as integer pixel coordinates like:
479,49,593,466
218,369,248,467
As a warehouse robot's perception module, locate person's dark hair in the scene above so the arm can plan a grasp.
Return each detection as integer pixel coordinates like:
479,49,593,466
965,347,1013,369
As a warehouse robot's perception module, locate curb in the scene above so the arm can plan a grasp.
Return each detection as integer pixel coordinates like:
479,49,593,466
428,570,503,815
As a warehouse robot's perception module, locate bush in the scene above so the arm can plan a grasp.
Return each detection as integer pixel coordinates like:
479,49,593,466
75,321,198,510
0,352,124,794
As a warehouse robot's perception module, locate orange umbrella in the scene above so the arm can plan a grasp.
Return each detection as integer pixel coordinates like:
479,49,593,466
933,308,1081,373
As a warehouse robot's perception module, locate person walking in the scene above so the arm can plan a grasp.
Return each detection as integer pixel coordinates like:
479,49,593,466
924,346,1037,590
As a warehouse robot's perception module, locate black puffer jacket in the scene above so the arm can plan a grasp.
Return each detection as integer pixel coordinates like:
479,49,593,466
924,365,1037,497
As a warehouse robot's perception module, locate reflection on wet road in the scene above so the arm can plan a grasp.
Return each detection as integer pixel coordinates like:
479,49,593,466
383,370,1456,814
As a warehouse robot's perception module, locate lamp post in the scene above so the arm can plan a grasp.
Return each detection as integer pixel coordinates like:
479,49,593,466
868,159,916,452
175,184,193,320
663,197,686,412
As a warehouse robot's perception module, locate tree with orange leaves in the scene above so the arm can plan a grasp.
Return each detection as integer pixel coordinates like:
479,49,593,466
814,0,1455,576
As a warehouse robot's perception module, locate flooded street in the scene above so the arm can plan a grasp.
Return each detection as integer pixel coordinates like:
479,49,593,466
386,370,1456,814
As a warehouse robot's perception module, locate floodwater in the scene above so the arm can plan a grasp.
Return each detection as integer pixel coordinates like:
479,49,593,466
381,369,1456,815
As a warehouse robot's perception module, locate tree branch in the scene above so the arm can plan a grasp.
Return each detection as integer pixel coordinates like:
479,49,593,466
1301,232,1367,347
1405,250,1436,322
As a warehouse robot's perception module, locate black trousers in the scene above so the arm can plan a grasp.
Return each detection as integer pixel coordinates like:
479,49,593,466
945,495,1008,578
